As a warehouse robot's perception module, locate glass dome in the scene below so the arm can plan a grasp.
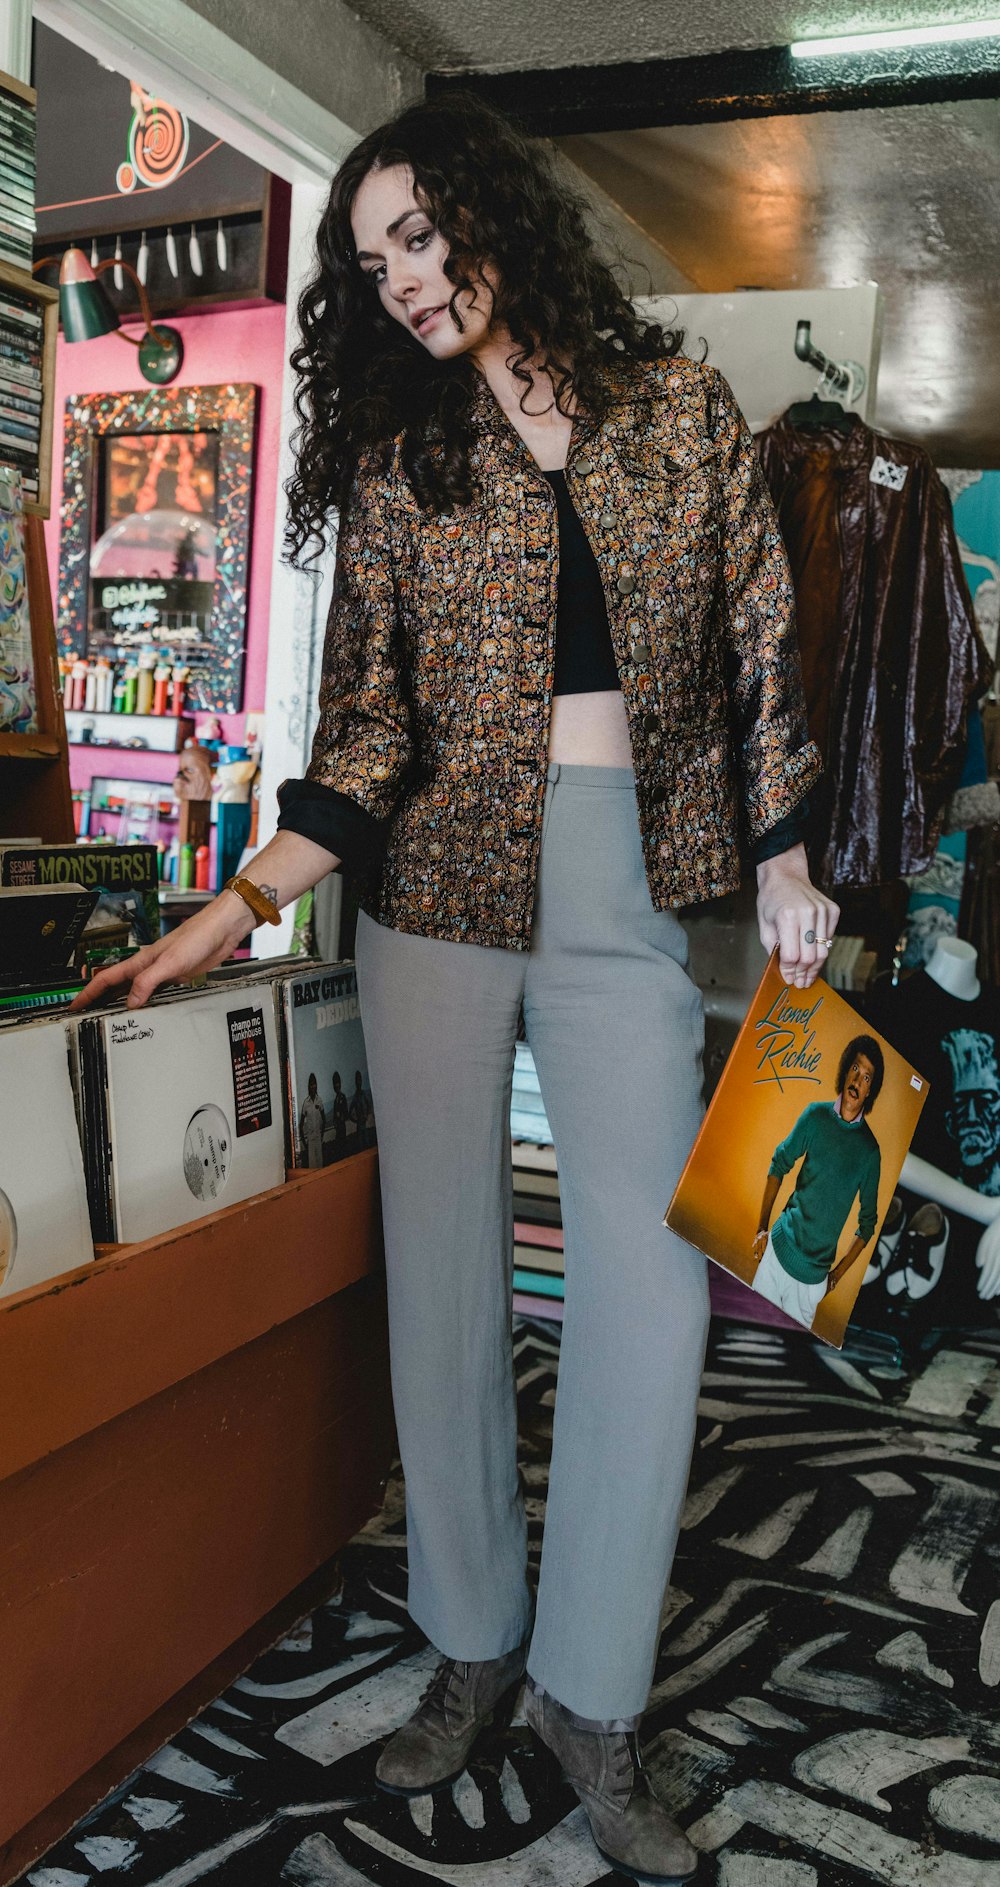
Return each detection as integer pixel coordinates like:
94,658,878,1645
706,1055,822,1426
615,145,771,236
91,507,216,583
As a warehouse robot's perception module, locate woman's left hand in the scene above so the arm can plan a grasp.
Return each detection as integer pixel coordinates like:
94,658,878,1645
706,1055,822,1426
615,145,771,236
756,842,840,988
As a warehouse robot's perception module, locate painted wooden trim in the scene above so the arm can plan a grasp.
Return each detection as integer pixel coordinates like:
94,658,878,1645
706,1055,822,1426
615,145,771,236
33,0,365,181
252,175,335,959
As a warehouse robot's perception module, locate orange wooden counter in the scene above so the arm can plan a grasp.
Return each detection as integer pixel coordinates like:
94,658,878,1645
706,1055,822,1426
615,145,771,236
0,1151,394,1881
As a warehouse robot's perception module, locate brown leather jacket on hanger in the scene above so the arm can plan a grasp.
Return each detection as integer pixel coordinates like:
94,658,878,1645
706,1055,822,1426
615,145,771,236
757,413,991,889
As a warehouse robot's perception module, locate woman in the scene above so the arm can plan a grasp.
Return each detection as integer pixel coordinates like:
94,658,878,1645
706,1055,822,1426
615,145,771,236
75,94,837,1884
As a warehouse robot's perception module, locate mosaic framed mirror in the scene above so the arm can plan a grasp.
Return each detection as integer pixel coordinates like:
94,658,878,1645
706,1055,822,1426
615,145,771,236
57,381,258,714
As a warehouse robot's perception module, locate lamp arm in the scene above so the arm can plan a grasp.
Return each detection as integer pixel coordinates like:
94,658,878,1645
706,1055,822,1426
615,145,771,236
93,255,165,346
30,250,151,351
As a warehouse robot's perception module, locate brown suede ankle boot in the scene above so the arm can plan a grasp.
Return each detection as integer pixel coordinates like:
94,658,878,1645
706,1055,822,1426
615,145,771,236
375,1641,527,1795
524,1683,699,1884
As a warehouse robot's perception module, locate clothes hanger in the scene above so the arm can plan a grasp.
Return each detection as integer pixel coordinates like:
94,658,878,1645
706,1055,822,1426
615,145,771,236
784,320,863,433
784,391,856,432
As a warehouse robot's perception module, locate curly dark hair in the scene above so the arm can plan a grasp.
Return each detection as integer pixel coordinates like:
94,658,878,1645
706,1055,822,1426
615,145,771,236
284,90,683,562
836,1035,885,1114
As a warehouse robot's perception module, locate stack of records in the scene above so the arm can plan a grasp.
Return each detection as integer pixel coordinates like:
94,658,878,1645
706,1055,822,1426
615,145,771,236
512,1136,564,1321
0,881,97,1013
71,979,286,1244
0,79,34,274
510,1039,552,1144
0,275,42,505
276,962,375,1169
0,1014,94,1298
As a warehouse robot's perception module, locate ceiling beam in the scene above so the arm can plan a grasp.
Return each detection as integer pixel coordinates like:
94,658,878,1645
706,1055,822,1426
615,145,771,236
427,35,1000,136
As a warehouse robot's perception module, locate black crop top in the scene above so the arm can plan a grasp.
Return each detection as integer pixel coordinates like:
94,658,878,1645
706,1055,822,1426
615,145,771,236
545,469,620,696
541,467,811,865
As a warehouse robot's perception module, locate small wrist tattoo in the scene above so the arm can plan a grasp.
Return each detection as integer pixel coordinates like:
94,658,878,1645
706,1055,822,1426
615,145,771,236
259,883,279,907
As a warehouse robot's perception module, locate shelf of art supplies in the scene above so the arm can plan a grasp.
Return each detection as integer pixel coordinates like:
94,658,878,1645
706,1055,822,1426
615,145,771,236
0,1150,394,1881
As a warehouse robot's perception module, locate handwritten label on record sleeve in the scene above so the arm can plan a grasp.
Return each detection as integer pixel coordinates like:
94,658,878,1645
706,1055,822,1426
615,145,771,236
227,1005,272,1137
183,1104,232,1202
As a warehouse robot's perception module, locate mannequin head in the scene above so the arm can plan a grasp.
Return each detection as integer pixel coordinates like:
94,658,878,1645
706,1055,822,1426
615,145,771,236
925,936,980,1002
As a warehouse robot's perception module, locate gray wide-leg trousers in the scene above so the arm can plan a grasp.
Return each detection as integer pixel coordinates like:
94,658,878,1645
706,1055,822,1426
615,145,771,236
354,761,711,1723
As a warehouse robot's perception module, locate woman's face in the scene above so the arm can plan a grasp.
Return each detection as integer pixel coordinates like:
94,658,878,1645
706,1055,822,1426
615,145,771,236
350,163,495,359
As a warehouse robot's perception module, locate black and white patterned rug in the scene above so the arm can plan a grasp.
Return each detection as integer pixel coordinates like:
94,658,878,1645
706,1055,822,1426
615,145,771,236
27,1316,1000,1887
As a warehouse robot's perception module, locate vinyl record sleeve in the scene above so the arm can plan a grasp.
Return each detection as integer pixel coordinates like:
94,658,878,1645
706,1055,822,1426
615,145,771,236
88,981,285,1242
278,963,375,1170
0,883,98,971
0,1017,94,1296
0,842,161,946
665,952,929,1349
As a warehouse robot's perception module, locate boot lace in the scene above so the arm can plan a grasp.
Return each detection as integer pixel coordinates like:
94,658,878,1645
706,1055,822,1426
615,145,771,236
608,1729,650,1804
415,1658,470,1735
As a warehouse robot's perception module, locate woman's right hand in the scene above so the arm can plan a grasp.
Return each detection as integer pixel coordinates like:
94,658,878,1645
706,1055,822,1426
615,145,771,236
68,893,252,1014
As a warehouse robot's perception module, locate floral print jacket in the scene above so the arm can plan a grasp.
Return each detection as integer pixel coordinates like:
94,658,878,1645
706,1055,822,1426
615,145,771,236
278,354,822,950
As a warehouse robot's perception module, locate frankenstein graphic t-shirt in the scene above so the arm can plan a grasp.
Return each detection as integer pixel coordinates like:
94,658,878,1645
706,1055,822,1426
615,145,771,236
770,1101,882,1283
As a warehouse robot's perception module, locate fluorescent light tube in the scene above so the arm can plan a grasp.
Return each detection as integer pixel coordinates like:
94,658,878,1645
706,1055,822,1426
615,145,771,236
791,18,1000,56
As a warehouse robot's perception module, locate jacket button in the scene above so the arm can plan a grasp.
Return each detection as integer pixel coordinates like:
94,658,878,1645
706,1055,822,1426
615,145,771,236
651,782,668,804
642,712,659,734
428,841,443,859
575,457,593,475
601,511,616,528
631,642,651,662
617,573,636,595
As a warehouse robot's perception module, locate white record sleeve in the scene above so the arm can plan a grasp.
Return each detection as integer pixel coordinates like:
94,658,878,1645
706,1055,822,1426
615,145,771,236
100,982,285,1242
0,1018,93,1297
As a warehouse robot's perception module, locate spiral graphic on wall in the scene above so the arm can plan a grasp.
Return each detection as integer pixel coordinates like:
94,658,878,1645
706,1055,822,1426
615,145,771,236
116,81,190,193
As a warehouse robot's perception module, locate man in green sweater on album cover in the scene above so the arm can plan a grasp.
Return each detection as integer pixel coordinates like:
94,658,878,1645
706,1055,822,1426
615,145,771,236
751,1035,884,1328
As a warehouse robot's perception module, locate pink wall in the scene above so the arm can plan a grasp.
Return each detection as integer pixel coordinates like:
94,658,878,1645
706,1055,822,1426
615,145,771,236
41,302,288,803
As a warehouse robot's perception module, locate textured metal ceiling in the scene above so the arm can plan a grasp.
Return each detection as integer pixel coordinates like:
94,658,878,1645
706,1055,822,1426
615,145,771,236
349,0,1000,73
560,98,1000,467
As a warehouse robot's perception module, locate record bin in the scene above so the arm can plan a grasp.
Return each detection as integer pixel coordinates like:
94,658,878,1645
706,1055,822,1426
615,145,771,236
0,1150,393,1882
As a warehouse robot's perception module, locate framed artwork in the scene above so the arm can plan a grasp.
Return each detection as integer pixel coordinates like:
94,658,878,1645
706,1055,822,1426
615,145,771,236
57,381,257,714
